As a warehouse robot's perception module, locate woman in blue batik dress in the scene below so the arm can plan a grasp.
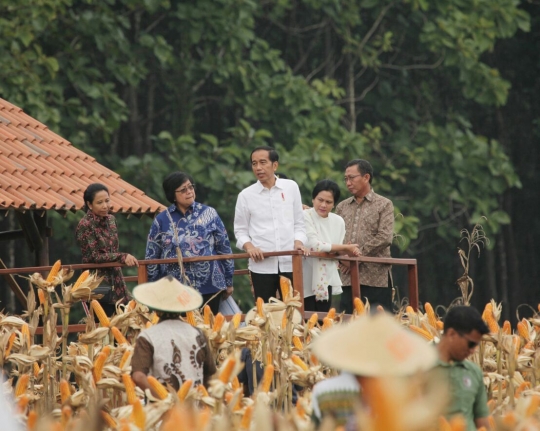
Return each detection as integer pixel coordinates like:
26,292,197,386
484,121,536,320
145,171,234,314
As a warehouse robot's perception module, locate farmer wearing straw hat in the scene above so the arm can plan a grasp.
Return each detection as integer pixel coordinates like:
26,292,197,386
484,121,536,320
131,276,216,395
310,313,440,428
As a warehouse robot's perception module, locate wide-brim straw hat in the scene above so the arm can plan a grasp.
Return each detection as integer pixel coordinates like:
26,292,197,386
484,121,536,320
312,313,438,377
132,275,203,313
244,306,302,327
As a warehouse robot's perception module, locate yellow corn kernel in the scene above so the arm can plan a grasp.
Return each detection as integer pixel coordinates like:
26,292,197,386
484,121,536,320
127,300,137,311
4,332,16,358
307,313,318,330
185,311,196,326
27,410,38,431
232,313,241,329
131,398,146,429
231,376,240,391
111,327,128,345
424,302,438,330
33,363,41,378
46,260,62,282
147,376,169,400
92,352,107,382
280,276,290,300
21,323,31,349
119,350,132,369
240,405,253,430
327,308,336,320
408,325,434,341
353,297,365,314
101,411,117,429
101,345,111,357
122,374,138,405
71,270,89,292
197,384,209,397
212,313,225,332
59,379,71,404
37,289,45,306
219,358,236,384
502,320,511,335
15,373,29,397
483,310,499,334
256,297,264,318
292,336,303,351
291,355,309,371
91,300,110,327
177,379,193,401
260,364,274,392
517,321,530,341
321,317,332,330
203,305,212,325
525,394,540,417
436,321,444,331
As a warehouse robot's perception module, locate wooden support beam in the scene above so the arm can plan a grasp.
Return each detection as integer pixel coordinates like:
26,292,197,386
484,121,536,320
34,212,49,268
292,253,304,315
15,211,42,252
0,258,27,309
0,230,25,241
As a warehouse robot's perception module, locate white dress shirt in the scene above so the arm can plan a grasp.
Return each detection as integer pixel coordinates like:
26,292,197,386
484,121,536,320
234,177,307,274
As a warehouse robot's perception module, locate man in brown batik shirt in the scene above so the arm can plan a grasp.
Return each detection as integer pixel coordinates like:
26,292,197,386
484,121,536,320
336,159,394,312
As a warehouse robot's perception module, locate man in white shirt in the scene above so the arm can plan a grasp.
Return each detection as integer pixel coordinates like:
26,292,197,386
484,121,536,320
234,146,308,302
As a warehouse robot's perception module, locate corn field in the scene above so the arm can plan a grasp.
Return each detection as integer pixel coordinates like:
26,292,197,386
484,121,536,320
2,261,540,431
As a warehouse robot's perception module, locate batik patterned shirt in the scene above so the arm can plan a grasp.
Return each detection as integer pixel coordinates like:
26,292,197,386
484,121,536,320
76,211,128,302
145,203,234,294
335,189,394,288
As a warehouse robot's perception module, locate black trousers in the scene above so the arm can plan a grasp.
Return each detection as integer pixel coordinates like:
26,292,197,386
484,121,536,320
339,284,393,313
250,271,293,303
304,286,333,313
201,292,222,315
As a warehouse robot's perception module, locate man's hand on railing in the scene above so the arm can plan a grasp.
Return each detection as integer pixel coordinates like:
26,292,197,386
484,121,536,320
244,243,265,262
294,240,310,257
339,260,351,275
124,254,139,267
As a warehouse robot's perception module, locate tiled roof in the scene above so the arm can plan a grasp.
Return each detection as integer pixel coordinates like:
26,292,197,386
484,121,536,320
0,98,165,216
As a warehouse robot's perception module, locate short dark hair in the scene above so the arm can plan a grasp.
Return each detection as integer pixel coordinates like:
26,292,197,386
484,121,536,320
83,183,109,212
345,159,374,184
250,146,279,163
312,179,341,202
443,305,489,336
275,172,288,179
162,171,195,204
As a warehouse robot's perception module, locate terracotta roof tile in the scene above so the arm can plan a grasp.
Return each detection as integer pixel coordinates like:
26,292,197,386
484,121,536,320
0,98,165,216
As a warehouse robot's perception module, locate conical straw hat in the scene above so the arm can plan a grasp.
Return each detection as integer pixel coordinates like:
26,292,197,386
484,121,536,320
312,313,438,377
132,275,203,313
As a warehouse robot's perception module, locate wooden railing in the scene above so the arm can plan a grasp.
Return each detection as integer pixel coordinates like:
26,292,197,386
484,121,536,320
0,251,418,333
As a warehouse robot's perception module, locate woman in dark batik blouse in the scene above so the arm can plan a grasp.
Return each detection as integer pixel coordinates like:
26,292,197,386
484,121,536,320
76,183,139,315
145,172,234,315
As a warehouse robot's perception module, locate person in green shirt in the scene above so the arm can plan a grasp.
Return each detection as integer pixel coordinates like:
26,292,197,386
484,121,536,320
436,305,491,431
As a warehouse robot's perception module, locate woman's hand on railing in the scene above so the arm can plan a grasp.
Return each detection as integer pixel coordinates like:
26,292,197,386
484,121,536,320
342,244,361,256
124,254,139,267
222,286,234,299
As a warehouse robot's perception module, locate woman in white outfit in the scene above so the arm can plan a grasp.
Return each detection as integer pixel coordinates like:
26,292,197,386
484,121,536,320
303,180,360,312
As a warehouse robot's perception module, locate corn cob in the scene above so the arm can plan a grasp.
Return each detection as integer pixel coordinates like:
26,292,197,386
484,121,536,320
292,336,303,351
291,355,309,371
406,305,415,315
502,411,517,427
111,327,128,345
232,313,241,329
424,302,438,329
59,379,71,404
231,376,240,391
46,260,62,282
197,384,209,397
102,345,112,357
131,398,146,429
307,313,318,330
177,379,193,401
17,394,29,413
4,332,16,358
37,289,45,306
296,399,305,417
502,320,511,335
147,376,169,400
127,299,137,311
27,410,38,431
321,317,332,330
91,300,110,327
310,353,319,366
256,297,264,318
280,276,290,300
515,381,531,398
266,352,273,366
101,411,118,429
436,321,444,330
517,321,530,341
145,321,153,329
488,416,495,430
151,313,159,324
21,323,31,349
219,358,236,383
408,325,434,341
203,305,212,325
92,352,107,382
483,310,499,334
327,308,336,320
122,374,138,405
185,311,196,326
198,407,211,429
448,415,466,431
353,297,365,314
61,405,72,428
260,364,275,392
437,416,451,431
119,418,130,431
15,373,29,397
71,270,89,292
240,405,253,430
525,394,540,417
33,363,41,378
212,313,225,332
119,350,132,369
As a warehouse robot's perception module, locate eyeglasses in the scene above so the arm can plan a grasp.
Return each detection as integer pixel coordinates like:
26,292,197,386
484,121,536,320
344,174,363,183
459,332,480,349
175,184,196,194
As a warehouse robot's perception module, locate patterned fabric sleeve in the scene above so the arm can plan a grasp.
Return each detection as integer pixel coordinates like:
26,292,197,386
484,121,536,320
145,216,164,282
212,210,235,287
